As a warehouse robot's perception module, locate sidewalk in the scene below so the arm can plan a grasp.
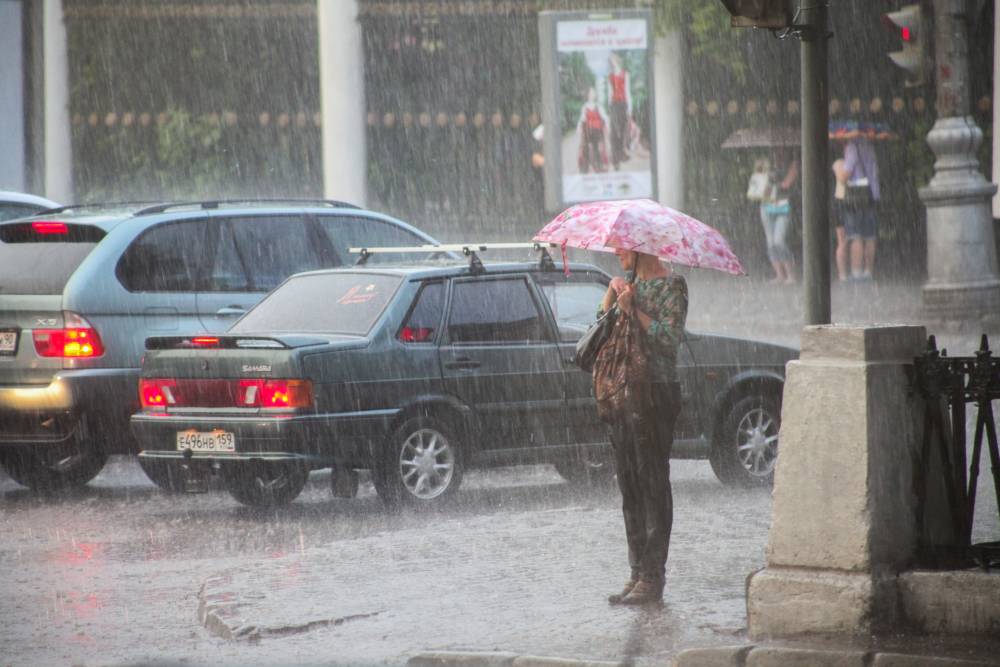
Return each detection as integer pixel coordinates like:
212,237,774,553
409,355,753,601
685,277,1000,350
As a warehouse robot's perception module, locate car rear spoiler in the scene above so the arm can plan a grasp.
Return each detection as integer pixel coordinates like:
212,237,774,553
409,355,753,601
144,335,289,350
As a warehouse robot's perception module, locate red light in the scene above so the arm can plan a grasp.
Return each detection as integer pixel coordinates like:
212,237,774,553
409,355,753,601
139,379,176,407
31,221,68,235
252,380,313,408
191,336,219,347
901,26,912,42
33,319,105,358
140,378,312,409
399,326,434,343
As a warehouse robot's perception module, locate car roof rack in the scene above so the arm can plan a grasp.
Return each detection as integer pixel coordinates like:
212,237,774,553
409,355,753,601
133,198,360,216
41,201,164,214
349,242,560,275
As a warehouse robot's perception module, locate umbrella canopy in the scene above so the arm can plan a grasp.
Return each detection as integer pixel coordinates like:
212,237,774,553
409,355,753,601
534,199,745,276
829,120,897,141
721,127,800,149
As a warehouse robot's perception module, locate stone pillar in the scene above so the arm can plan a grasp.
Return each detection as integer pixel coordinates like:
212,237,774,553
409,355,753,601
747,325,926,639
317,0,367,206
920,0,1000,319
43,0,73,203
653,30,683,209
992,0,1000,220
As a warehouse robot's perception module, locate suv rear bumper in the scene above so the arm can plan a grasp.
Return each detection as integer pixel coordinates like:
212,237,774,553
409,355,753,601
131,409,398,466
0,368,139,450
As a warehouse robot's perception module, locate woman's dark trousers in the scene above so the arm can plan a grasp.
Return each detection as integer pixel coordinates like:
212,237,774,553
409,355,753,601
610,381,682,584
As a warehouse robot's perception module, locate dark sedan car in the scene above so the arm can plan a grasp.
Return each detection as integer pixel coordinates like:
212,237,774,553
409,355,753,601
131,259,796,507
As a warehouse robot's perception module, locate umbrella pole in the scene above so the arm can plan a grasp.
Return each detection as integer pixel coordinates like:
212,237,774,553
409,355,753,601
800,1,831,325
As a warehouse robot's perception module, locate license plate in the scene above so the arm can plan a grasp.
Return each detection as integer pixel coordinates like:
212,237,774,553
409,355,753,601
0,330,17,355
176,430,236,453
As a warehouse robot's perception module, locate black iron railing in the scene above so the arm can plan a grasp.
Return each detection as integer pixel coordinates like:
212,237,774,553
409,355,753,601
913,335,1000,570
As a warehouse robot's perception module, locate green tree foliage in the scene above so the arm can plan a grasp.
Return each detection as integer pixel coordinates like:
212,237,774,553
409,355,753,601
652,0,746,84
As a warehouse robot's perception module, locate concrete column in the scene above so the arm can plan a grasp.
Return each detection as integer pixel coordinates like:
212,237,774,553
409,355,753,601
43,0,73,203
992,0,999,219
653,30,683,209
920,0,1000,319
0,0,26,191
317,0,367,206
747,325,926,638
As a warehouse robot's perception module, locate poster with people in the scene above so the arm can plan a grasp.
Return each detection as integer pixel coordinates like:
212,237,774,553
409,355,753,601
539,11,656,210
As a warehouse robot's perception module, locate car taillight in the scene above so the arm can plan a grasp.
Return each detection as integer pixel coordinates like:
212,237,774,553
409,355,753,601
140,378,312,409
239,379,313,408
32,312,105,358
139,379,177,407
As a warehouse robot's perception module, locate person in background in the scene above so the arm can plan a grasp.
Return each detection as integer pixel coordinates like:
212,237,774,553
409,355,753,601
759,150,799,284
598,248,688,606
841,136,880,281
832,157,849,282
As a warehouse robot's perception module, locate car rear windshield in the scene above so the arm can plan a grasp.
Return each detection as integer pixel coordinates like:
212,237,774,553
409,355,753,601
230,272,402,336
0,222,104,295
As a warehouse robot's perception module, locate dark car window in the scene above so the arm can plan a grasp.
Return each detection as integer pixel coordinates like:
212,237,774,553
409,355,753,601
230,272,402,335
538,279,609,342
318,216,428,264
117,219,209,292
447,278,548,344
228,216,325,291
399,281,444,343
205,222,251,292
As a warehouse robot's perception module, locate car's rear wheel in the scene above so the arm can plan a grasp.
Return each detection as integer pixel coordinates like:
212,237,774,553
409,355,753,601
222,460,308,507
137,457,186,493
373,416,463,507
553,452,616,487
710,392,781,487
0,443,108,491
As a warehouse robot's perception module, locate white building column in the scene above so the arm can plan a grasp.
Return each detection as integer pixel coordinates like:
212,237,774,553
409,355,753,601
317,0,367,206
653,30,683,209
43,0,73,203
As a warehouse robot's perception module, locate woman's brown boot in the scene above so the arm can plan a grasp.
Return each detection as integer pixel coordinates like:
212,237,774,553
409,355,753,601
607,579,638,605
620,578,663,605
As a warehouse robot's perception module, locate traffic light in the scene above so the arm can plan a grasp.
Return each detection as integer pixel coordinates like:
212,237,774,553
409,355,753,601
882,4,927,86
718,0,793,29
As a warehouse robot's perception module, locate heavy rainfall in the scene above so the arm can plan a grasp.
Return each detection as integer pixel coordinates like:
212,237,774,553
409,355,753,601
1,1,999,666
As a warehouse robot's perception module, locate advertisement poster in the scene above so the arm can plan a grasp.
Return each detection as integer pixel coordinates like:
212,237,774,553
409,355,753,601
540,11,656,210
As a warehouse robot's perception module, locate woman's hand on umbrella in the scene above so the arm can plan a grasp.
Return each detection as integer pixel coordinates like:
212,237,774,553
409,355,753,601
617,284,636,314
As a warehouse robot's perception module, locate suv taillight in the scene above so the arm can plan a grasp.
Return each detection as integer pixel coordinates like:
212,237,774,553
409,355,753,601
32,312,105,358
139,378,313,409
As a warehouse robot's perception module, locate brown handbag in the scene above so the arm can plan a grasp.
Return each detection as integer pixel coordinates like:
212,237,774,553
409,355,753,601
592,310,652,424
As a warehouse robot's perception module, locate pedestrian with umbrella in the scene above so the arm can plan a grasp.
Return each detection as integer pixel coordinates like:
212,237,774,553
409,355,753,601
535,199,743,605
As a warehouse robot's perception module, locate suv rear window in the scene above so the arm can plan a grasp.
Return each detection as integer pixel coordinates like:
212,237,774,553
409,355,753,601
230,272,402,336
0,222,104,295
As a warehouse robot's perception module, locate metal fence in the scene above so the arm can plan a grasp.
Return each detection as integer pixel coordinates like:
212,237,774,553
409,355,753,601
913,335,1000,570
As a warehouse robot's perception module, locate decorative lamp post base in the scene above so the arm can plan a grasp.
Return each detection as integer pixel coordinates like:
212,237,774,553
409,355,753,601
919,116,1000,322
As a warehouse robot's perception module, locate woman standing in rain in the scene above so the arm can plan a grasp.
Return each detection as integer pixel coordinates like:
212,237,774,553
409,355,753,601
598,247,687,605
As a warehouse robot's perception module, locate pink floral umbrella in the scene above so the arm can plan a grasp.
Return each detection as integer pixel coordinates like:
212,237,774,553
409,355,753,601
534,198,745,276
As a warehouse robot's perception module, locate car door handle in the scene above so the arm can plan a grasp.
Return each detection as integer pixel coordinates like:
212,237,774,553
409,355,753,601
215,306,247,316
444,358,481,370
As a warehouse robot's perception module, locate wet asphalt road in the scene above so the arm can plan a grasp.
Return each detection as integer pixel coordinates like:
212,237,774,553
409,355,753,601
3,283,1000,666
0,457,771,666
